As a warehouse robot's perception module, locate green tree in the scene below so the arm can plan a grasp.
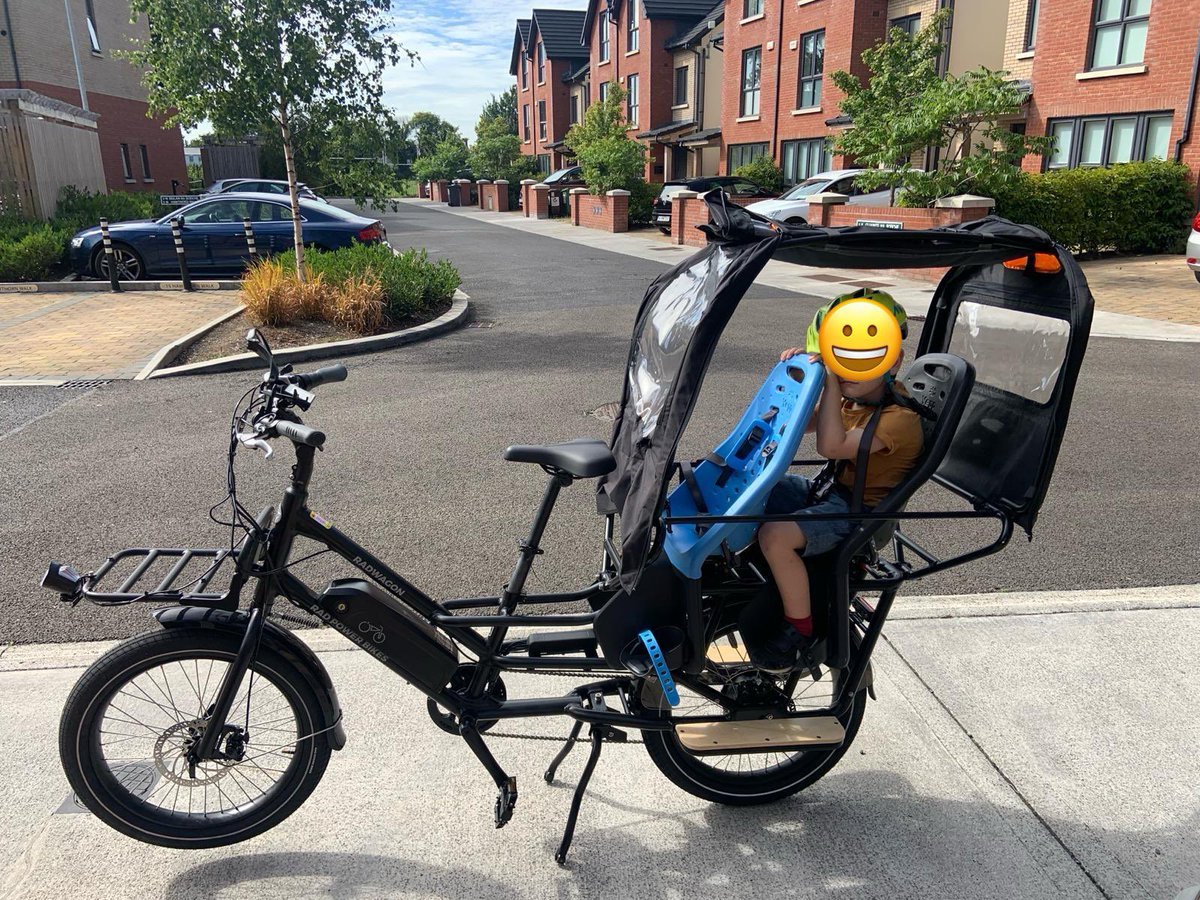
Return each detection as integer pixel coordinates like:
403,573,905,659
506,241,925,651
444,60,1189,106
407,112,462,158
564,83,646,194
479,88,518,136
469,115,537,206
413,137,469,183
830,10,1049,205
125,0,408,278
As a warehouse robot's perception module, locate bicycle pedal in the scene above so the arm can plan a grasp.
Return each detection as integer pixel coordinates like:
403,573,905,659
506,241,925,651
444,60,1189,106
494,776,518,829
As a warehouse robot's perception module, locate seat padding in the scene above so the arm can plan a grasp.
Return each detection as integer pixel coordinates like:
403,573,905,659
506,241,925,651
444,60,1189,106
503,439,616,479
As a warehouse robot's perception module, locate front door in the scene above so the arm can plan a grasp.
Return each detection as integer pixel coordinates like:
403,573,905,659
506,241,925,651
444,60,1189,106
671,147,689,181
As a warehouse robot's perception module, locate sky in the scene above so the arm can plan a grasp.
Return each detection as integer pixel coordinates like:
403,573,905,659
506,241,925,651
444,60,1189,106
386,0,588,139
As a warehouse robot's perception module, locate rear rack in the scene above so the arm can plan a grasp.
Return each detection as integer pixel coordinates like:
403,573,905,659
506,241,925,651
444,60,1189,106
79,547,242,608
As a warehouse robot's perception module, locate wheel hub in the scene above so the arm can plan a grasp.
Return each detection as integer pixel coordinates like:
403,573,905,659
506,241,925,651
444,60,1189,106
153,719,233,786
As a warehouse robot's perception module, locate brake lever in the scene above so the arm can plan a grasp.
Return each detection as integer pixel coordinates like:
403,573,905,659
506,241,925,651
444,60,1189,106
237,431,274,459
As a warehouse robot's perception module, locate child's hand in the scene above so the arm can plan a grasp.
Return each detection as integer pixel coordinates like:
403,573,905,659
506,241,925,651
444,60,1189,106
779,347,806,361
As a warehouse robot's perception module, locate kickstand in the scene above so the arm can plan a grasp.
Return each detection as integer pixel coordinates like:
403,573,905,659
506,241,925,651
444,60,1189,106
555,725,605,866
545,720,584,784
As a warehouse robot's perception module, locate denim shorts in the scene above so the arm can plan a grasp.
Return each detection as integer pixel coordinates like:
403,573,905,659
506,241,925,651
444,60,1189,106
763,474,856,557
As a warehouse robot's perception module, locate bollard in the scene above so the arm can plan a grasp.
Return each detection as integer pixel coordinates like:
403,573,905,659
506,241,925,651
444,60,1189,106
170,217,193,292
98,217,121,292
242,217,258,259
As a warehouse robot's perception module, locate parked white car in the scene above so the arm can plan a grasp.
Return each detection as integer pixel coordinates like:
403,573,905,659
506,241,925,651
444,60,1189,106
1186,212,1200,283
746,169,895,225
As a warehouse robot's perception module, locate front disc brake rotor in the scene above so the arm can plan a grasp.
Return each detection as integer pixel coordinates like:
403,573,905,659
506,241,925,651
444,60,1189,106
153,719,232,786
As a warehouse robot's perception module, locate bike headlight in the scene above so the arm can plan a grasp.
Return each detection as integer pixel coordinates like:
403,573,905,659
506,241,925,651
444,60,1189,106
70,236,85,248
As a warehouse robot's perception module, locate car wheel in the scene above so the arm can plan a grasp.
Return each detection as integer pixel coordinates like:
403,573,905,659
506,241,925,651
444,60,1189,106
659,226,672,235
92,243,145,281
1194,271,1200,285
786,217,807,226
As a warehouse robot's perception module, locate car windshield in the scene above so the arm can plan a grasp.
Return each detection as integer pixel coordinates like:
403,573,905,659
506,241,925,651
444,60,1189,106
543,167,579,184
779,178,835,201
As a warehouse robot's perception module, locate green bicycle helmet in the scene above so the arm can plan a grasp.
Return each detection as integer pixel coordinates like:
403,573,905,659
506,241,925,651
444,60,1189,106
805,288,909,354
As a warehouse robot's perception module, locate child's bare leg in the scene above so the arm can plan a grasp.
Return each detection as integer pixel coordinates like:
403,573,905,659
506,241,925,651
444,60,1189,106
759,521,811,624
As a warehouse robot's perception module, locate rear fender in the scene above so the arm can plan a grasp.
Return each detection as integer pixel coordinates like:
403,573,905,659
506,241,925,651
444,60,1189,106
153,606,347,750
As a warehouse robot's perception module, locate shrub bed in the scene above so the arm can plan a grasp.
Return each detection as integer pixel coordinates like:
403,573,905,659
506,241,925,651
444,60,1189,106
247,244,460,335
991,160,1193,256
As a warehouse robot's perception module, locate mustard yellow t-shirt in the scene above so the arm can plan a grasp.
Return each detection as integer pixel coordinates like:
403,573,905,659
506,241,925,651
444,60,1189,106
835,393,924,507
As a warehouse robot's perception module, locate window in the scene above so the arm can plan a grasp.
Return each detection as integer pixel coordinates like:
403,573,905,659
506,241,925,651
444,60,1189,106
1090,0,1151,70
798,30,824,108
1024,0,1040,50
740,47,761,117
570,94,580,125
85,0,101,52
628,0,640,52
182,199,254,224
890,13,920,38
522,104,530,141
599,11,610,62
627,74,639,125
522,55,528,89
138,145,152,180
727,142,768,173
252,201,293,222
674,66,689,106
538,100,547,141
537,42,546,83
599,80,610,103
119,143,133,181
780,138,830,184
743,0,763,19
1044,111,1172,169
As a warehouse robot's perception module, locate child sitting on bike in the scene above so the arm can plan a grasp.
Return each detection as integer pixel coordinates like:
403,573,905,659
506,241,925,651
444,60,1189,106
750,291,924,673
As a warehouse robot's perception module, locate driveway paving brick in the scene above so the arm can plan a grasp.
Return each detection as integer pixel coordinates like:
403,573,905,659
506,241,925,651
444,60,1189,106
1077,255,1200,326
0,290,242,382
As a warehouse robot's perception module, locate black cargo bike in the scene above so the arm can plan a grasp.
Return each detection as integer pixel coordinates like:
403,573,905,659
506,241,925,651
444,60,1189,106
45,195,1093,864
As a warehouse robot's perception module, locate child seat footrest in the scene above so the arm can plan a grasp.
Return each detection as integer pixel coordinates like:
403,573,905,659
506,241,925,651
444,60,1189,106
526,628,598,657
674,716,845,754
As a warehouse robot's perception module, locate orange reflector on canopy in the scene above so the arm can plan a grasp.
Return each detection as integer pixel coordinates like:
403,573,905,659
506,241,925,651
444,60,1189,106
1003,253,1063,274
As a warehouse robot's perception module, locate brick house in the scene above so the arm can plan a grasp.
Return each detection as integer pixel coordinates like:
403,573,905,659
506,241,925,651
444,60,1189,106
662,5,726,179
1009,0,1200,181
581,0,725,182
512,10,589,173
0,0,186,195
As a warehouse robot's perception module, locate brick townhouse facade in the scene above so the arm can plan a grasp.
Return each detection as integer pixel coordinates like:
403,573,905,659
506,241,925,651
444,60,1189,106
0,0,186,194
1008,0,1200,183
512,10,589,173
581,0,724,182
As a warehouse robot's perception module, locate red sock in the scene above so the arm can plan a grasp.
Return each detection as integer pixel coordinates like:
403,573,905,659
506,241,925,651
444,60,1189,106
785,614,813,637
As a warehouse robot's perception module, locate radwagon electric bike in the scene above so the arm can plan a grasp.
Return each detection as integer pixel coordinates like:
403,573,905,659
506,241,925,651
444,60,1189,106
46,196,1093,863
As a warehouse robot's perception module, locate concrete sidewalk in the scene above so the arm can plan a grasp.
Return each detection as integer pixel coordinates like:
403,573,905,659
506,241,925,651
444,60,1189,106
413,200,1200,344
2,585,1197,899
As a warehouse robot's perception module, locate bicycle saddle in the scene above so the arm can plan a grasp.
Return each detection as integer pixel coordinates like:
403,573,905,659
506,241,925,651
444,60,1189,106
502,439,616,479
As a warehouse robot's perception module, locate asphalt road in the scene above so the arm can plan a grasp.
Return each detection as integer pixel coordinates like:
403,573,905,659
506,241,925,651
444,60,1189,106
1,201,1197,644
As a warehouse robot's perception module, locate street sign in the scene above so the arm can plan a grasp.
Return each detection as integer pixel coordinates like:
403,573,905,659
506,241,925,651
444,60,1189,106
855,219,904,230
159,194,202,206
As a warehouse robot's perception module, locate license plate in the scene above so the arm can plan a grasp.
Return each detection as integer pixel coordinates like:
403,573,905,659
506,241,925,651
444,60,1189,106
656,215,670,223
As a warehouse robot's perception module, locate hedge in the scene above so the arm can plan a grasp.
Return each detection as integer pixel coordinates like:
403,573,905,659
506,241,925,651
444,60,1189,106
0,226,70,281
992,160,1193,256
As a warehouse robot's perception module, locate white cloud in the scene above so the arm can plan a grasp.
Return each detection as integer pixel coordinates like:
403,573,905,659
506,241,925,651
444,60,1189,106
385,0,588,139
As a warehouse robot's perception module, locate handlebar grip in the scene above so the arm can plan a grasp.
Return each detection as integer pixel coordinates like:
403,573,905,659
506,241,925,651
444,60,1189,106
296,364,347,390
272,420,326,448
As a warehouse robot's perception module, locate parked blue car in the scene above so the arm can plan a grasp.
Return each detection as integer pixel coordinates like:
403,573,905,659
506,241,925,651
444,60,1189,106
68,194,387,281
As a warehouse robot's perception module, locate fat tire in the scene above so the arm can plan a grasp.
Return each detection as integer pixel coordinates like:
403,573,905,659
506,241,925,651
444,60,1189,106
642,681,867,806
59,627,332,848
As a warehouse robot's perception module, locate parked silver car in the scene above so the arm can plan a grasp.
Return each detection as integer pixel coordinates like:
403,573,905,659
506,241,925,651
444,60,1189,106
1186,211,1200,283
745,169,896,224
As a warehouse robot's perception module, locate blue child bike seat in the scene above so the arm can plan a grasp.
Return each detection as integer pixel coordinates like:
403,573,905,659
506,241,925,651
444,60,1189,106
663,355,824,579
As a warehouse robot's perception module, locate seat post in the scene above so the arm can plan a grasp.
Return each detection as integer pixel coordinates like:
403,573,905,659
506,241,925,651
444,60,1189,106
502,469,571,609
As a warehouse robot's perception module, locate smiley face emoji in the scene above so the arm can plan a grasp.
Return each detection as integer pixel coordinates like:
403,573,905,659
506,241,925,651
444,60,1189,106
817,298,903,382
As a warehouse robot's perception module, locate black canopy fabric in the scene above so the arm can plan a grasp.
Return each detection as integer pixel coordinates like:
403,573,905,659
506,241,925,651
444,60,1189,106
599,192,1091,590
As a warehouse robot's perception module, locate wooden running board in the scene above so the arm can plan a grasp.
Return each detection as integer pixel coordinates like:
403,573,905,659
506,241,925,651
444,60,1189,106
706,642,750,664
675,717,846,754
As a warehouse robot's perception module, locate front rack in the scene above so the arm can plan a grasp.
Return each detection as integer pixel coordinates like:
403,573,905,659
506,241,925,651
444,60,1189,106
77,547,242,607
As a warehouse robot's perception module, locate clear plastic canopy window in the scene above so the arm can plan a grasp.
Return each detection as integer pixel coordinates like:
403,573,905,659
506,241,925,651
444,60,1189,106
629,247,736,439
948,301,1070,404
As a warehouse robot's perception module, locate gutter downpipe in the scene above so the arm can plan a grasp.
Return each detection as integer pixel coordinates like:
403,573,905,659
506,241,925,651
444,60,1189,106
1173,30,1200,168
690,42,705,177
2,0,20,87
770,1,784,163
62,0,89,111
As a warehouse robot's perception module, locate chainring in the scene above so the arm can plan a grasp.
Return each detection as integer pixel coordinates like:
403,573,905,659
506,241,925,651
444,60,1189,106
427,665,507,736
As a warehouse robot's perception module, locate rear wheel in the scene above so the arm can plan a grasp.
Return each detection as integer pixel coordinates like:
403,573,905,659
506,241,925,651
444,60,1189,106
642,627,866,805
786,217,807,226
59,628,332,848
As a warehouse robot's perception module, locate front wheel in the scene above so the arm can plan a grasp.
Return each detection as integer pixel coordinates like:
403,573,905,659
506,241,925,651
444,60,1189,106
642,629,867,805
92,243,144,281
59,627,333,848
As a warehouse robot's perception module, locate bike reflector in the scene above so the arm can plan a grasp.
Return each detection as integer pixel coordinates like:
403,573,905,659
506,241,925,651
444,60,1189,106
1003,252,1062,274
638,629,680,707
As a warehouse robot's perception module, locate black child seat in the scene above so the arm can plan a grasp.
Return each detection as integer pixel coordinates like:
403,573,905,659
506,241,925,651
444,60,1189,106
503,439,616,479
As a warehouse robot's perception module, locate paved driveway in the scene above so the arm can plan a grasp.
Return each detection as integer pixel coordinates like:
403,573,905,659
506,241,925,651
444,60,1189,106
0,290,240,384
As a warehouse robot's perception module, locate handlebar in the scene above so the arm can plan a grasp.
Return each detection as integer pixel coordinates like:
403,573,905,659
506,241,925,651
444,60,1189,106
294,364,347,390
270,419,325,448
